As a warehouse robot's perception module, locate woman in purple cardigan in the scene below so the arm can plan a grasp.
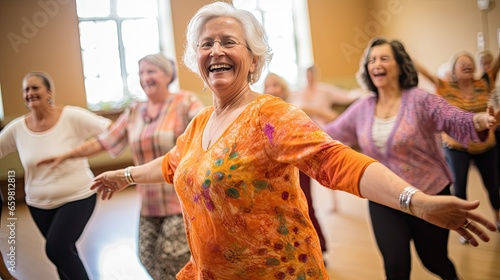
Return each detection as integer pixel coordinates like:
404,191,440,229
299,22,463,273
324,37,499,280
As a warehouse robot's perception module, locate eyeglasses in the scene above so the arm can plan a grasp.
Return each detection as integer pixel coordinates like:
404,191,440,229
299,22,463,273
197,38,250,51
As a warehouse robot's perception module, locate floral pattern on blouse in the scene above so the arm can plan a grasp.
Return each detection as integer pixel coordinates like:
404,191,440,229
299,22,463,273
162,94,375,279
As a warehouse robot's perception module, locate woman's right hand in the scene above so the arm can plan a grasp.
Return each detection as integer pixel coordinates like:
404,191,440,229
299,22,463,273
90,169,129,200
36,153,69,168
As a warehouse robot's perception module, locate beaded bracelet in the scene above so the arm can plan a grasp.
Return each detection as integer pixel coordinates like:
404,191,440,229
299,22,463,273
399,186,421,215
124,166,136,186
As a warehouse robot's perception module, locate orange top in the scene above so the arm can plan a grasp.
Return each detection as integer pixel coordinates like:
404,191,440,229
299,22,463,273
162,94,375,279
436,71,496,153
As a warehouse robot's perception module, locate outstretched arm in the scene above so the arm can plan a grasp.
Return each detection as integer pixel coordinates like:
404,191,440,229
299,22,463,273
359,162,497,246
300,106,339,122
37,138,105,167
325,85,364,106
90,157,165,199
473,106,500,131
413,60,440,86
491,50,500,79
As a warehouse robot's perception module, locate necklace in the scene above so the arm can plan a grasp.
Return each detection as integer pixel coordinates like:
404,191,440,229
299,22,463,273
142,98,169,124
206,112,227,149
204,90,253,149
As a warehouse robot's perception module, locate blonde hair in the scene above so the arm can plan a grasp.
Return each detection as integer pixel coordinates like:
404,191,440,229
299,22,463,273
265,72,290,100
449,51,476,77
476,50,494,71
139,53,177,87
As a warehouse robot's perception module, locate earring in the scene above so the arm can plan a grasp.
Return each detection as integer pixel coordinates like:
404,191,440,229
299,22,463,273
48,97,53,105
249,73,254,84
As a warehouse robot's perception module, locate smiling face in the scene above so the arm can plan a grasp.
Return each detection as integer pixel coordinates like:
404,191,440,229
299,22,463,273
22,75,52,110
197,16,256,96
139,60,171,98
367,43,401,91
453,55,475,81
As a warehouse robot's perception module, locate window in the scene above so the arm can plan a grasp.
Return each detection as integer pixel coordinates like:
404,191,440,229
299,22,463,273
75,0,310,110
76,0,176,111
233,0,313,92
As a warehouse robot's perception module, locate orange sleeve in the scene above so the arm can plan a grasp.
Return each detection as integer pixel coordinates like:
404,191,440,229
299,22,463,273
319,144,376,198
259,97,377,198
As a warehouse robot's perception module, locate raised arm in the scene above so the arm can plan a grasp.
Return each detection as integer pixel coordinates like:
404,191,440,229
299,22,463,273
413,60,440,86
491,50,500,79
325,85,364,106
300,106,339,122
37,138,105,167
359,162,497,246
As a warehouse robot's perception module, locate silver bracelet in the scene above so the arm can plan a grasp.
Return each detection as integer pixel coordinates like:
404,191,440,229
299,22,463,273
399,186,421,215
124,166,136,186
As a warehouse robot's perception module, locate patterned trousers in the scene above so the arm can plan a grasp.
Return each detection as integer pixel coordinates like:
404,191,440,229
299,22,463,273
139,214,191,280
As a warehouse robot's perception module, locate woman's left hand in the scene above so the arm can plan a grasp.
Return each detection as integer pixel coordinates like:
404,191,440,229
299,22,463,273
488,105,500,129
474,106,498,131
90,169,129,200
412,193,497,247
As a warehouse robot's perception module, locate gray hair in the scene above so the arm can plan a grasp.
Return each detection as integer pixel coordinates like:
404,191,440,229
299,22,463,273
23,71,54,92
476,49,494,72
23,71,55,96
183,2,272,84
139,53,177,86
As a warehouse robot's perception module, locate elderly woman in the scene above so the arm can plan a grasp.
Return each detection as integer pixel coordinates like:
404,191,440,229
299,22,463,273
264,72,291,101
90,2,497,279
38,54,203,279
417,50,500,233
324,37,500,280
0,72,111,279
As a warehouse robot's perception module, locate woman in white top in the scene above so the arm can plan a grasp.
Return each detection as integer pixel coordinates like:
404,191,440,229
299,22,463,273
0,72,111,280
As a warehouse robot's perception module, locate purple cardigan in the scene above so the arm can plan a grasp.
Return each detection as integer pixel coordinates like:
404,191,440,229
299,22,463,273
324,87,480,195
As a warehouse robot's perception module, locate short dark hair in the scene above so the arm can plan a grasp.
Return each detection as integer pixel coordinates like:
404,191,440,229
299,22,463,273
356,37,418,95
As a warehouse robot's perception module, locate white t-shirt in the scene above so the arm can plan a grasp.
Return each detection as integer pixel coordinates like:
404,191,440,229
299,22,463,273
0,106,111,209
372,116,397,154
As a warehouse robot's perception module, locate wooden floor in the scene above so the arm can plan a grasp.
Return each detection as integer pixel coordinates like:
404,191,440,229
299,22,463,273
1,165,499,280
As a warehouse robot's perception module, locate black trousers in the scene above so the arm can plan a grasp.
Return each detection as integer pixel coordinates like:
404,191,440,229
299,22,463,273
29,194,96,280
444,144,500,210
369,187,457,280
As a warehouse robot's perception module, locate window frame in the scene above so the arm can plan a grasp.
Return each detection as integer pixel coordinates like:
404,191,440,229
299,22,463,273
76,0,177,112
233,0,313,92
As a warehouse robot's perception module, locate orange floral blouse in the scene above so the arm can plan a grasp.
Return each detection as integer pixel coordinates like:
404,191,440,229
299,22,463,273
436,70,496,153
161,94,375,279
